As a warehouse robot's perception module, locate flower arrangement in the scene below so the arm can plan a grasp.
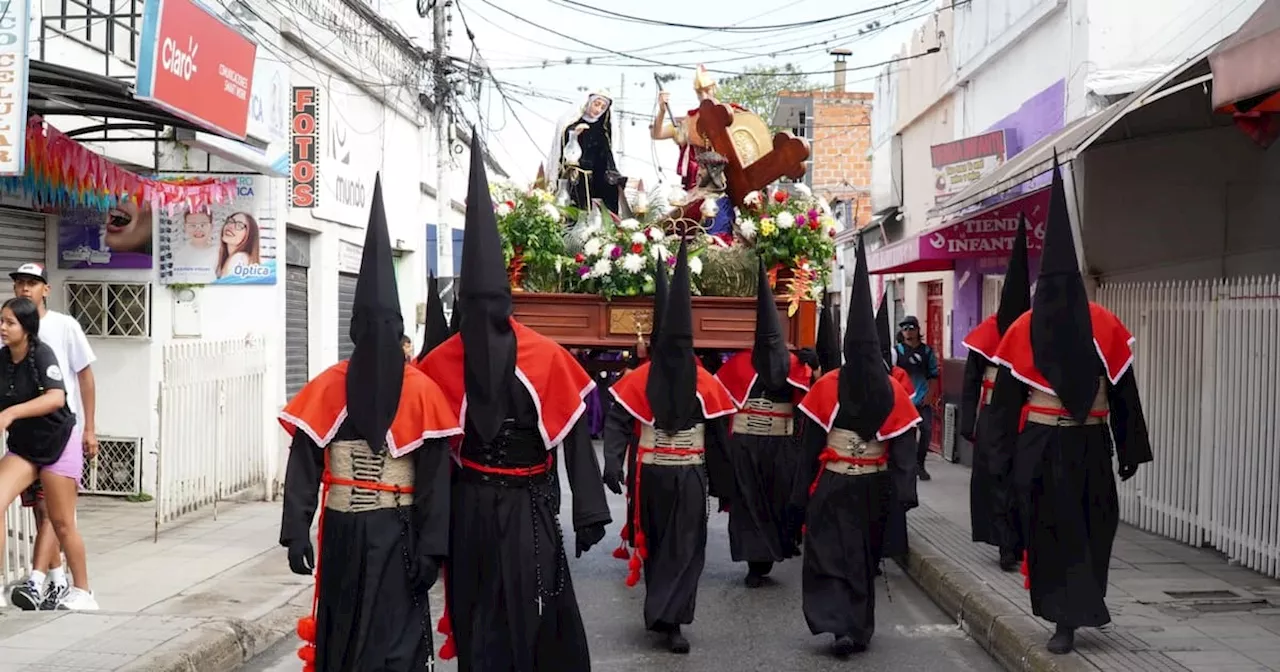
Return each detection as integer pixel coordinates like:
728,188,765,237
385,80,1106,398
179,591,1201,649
492,185,571,292
736,183,837,313
568,215,704,299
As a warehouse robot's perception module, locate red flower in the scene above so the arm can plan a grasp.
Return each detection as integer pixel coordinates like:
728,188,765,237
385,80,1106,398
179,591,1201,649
505,200,516,210
808,218,820,230
773,190,788,204
575,253,585,263
828,228,836,238
631,243,644,254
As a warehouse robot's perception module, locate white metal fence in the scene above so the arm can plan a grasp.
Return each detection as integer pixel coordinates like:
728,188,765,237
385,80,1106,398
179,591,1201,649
1099,275,1280,578
156,337,268,533
2,490,35,590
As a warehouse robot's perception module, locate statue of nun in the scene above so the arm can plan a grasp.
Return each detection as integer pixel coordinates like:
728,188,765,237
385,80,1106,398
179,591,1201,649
548,91,624,215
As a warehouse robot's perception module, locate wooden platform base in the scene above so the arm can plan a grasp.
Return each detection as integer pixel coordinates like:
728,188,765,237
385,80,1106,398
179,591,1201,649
511,292,816,351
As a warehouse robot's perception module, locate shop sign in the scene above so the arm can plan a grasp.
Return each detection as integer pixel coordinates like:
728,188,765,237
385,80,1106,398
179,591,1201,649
931,130,1007,204
136,0,257,139
313,86,374,228
290,86,318,208
0,0,31,176
337,240,362,274
246,55,288,145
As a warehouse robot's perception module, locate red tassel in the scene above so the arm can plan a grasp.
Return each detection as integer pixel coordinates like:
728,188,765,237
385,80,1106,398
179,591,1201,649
436,564,456,659
634,531,648,560
303,664,316,672
620,521,630,540
1020,550,1031,590
297,644,316,664
439,636,457,660
625,551,642,587
296,616,316,643
436,610,451,636
612,542,630,560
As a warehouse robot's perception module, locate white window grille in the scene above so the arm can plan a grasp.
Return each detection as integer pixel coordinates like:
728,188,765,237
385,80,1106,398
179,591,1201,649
82,436,143,496
65,281,151,338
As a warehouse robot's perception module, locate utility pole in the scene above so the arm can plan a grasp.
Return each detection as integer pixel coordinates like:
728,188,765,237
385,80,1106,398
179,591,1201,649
617,72,626,177
433,1,454,280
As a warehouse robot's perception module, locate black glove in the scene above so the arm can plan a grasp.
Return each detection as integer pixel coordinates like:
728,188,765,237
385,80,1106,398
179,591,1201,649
1118,463,1139,482
718,498,731,513
575,523,607,558
287,540,315,576
795,348,820,370
411,556,440,591
602,468,624,495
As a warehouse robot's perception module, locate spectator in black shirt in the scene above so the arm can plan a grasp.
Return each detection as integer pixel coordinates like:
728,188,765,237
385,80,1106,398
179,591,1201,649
0,297,96,610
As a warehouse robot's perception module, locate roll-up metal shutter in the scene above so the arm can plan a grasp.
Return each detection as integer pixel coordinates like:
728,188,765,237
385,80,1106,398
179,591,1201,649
337,272,358,361
285,230,312,399
0,212,48,299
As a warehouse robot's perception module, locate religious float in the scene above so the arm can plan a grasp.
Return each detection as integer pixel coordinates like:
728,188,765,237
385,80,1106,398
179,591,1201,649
501,72,830,357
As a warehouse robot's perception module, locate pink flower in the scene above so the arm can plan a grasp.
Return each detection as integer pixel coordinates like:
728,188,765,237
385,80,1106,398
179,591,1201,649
667,256,677,267
795,212,807,227
578,265,591,277
610,246,623,259
808,209,820,221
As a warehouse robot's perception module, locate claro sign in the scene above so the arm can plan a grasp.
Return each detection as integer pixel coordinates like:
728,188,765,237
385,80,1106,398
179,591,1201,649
136,0,257,139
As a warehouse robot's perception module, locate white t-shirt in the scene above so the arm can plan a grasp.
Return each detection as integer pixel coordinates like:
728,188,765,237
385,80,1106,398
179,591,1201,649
38,310,96,430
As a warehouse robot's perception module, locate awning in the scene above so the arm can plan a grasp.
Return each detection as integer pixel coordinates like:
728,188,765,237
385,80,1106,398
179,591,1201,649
1209,0,1280,113
28,60,239,141
867,187,1048,274
931,52,1214,219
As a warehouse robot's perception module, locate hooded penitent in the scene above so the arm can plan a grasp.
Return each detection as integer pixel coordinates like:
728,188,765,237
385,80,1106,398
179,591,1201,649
345,174,404,451
416,272,451,361
815,295,841,372
997,214,1032,335
647,238,697,431
448,275,462,335
752,259,790,390
875,291,894,372
1031,155,1097,424
835,234,895,440
458,130,517,444
651,252,669,348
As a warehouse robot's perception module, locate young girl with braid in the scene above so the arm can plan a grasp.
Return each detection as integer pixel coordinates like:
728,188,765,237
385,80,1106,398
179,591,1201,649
0,297,96,609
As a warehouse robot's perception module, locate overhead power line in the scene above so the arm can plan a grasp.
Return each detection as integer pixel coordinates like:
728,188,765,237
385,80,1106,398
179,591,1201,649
546,0,918,33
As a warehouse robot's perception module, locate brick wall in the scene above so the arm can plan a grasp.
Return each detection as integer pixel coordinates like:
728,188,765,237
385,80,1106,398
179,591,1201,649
781,90,874,228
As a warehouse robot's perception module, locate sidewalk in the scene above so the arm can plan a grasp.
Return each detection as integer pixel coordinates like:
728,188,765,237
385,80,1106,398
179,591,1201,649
0,496,311,672
904,458,1280,672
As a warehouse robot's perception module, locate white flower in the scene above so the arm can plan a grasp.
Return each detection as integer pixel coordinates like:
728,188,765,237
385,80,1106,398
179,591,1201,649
555,257,565,273
495,202,513,218
738,217,757,240
630,231,648,245
794,183,813,198
668,187,689,206
541,202,562,222
584,237,603,257
622,253,645,273
688,256,703,275
647,227,665,242
652,243,671,262
776,212,795,229
744,191,762,206
619,218,641,231
700,199,719,219
810,283,825,300
591,258,612,277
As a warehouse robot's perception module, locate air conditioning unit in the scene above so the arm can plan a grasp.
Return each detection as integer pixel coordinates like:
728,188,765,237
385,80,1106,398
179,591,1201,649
942,403,959,463
81,436,142,496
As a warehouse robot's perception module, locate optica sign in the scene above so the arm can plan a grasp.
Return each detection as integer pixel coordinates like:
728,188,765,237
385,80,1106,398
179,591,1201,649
136,0,257,139
290,87,318,208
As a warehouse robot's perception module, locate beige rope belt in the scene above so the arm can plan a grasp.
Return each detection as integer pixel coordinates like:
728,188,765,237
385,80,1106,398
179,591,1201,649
731,398,794,436
638,424,706,465
323,440,415,512
1021,378,1110,428
820,427,888,477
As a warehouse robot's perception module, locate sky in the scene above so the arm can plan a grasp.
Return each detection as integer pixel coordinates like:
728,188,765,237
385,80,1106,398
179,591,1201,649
419,0,937,187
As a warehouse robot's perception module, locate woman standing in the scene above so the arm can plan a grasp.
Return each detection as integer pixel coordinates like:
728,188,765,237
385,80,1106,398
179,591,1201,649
0,297,96,610
548,91,622,214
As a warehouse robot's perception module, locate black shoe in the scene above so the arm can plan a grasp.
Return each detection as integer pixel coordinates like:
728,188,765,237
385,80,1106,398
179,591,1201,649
830,635,865,657
1047,625,1075,654
9,580,43,611
744,573,766,588
875,564,883,576
918,467,932,481
998,550,1018,572
667,627,690,654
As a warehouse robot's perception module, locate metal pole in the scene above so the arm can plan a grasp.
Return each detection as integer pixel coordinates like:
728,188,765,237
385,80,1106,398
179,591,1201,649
434,1,454,278
617,72,625,175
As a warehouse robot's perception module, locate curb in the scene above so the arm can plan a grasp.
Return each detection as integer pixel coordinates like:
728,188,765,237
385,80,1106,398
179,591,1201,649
118,587,309,672
901,534,1096,672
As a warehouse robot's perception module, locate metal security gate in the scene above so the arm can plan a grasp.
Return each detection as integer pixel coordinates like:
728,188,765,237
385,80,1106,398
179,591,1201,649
337,272,358,361
0,210,47,280
285,230,311,399
1098,275,1280,578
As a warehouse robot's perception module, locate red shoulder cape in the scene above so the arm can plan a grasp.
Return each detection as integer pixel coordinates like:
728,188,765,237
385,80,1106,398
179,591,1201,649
278,361,462,457
992,302,1135,396
797,370,921,441
714,350,812,408
609,361,736,426
890,366,913,397
417,319,596,448
962,315,1000,364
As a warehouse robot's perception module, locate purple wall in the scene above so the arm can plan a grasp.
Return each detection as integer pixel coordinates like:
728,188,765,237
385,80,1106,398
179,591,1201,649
951,80,1064,357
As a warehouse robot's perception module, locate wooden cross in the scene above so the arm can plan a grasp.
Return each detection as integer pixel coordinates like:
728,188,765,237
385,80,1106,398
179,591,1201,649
694,99,811,208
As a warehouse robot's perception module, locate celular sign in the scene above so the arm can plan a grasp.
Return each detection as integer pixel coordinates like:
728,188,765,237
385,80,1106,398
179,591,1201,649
0,0,31,176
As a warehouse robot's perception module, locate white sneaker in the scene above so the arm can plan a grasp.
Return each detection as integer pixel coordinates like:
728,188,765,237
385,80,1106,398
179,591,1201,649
55,587,98,611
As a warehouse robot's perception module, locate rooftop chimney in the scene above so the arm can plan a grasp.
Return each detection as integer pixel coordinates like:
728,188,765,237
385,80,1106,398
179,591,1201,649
831,48,851,92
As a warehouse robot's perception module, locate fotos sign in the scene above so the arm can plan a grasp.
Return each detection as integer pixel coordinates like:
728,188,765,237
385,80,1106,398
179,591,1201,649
136,0,257,139
290,87,318,208
0,0,30,176
930,130,1007,204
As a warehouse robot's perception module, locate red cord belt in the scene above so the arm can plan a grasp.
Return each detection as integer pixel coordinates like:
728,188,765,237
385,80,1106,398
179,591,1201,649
614,442,706,587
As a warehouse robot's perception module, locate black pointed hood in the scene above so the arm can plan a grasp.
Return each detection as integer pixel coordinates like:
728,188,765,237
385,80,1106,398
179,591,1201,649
345,174,403,451
834,234,895,439
1031,154,1097,423
752,259,790,390
647,238,697,431
459,129,516,444
417,272,450,361
996,214,1032,335
815,294,841,373
875,291,894,371
651,254,669,346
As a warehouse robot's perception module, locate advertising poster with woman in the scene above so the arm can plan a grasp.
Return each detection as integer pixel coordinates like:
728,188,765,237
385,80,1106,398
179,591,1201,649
56,199,155,269
157,175,278,285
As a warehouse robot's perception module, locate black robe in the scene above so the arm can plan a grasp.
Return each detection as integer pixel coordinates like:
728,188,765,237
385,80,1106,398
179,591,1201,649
280,422,451,672
602,404,733,630
560,118,619,214
725,381,804,564
960,350,1022,553
791,423,916,645
449,384,611,671
985,366,1153,628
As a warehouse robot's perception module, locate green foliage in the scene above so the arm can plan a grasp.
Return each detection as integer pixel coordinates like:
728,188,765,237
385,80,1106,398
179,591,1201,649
715,63,811,121
491,185,572,292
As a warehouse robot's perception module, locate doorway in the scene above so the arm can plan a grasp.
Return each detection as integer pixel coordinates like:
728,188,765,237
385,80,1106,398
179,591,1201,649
925,281,945,453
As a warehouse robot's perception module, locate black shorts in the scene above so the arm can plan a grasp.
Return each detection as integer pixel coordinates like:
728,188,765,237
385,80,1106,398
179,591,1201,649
20,480,44,507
